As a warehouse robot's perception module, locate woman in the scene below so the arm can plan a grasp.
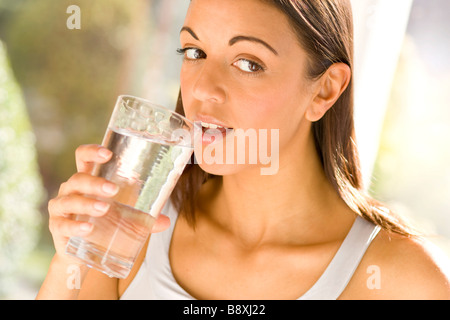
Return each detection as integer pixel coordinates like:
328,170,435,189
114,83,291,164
37,0,449,299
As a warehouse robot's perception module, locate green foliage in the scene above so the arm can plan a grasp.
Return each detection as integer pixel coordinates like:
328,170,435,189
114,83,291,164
3,0,137,194
0,40,45,297
0,0,140,297
0,0,186,297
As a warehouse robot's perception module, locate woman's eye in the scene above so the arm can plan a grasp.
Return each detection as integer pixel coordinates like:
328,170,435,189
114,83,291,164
233,59,264,73
177,48,206,60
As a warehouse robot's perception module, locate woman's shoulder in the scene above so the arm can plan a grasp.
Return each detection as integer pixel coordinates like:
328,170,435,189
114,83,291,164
341,229,450,300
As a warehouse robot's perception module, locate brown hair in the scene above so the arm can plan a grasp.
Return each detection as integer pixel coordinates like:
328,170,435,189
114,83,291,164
171,0,415,236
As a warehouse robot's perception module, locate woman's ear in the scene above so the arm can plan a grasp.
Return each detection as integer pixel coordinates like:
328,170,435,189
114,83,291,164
306,63,351,122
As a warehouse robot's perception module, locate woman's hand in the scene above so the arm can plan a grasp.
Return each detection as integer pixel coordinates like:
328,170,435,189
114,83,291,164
47,144,170,261
38,144,171,300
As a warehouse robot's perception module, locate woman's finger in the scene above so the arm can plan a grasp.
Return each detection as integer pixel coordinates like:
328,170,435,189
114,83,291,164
58,172,119,198
49,216,93,240
75,144,112,173
151,214,171,233
48,194,111,219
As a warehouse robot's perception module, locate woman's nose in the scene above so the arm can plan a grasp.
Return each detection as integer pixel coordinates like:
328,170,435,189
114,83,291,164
192,60,226,104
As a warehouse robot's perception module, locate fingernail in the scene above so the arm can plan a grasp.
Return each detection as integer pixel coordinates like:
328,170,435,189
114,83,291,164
102,182,119,195
80,223,93,232
98,148,112,159
94,201,110,213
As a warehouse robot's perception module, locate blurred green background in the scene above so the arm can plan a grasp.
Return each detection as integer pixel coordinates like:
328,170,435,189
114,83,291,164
0,0,448,299
0,0,187,298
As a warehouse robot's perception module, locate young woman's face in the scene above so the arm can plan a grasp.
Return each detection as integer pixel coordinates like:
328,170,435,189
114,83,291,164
179,0,315,176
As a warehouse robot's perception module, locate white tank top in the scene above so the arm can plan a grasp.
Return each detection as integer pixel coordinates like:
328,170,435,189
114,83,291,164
120,201,381,300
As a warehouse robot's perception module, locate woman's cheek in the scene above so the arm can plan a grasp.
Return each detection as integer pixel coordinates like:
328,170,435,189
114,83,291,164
238,94,283,130
180,74,195,118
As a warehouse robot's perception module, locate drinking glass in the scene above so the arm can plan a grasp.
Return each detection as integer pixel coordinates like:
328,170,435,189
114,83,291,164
65,95,193,278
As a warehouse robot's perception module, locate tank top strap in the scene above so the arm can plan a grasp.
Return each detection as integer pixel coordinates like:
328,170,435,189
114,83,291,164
299,216,381,300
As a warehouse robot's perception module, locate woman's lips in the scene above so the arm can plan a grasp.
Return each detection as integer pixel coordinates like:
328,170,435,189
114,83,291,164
195,121,234,144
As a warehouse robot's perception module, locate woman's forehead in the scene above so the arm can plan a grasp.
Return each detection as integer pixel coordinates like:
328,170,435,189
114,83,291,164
183,0,297,53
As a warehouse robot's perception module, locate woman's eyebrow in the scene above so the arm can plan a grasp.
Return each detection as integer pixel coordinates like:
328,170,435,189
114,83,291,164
180,26,199,40
229,35,279,56
180,27,279,56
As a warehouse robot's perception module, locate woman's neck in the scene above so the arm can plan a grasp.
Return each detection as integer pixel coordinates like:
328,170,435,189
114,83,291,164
198,130,356,249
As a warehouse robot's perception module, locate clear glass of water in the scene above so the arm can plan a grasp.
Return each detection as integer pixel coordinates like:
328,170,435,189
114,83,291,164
65,95,194,279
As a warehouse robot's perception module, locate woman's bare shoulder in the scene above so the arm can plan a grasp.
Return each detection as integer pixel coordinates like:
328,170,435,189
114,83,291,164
341,229,450,300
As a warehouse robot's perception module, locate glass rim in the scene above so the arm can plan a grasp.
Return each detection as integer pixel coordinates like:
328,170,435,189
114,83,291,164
117,94,193,126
